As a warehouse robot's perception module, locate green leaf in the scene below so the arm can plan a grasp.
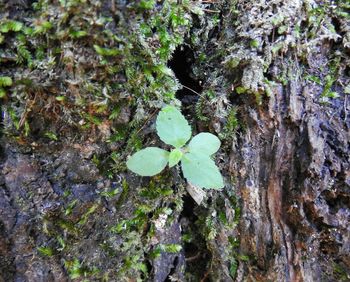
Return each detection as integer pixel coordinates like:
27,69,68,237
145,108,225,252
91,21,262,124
327,91,340,99
45,132,58,141
181,151,224,189
0,88,6,98
139,0,156,9
155,65,174,76
38,246,54,256
55,96,65,101
0,76,13,87
188,132,220,155
33,21,53,34
161,244,182,253
0,20,23,33
69,29,87,38
156,105,191,148
127,147,169,176
94,45,121,56
250,39,259,48
168,148,183,167
236,86,246,94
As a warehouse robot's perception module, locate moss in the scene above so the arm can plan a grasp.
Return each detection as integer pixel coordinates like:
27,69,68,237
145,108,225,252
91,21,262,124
64,258,100,280
115,179,129,208
1,0,197,143
94,173,185,280
333,262,350,281
37,246,54,257
6,0,349,280
0,76,13,98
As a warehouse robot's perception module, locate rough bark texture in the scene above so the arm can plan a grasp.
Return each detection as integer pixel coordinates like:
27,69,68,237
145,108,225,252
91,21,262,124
233,58,349,281
0,0,349,281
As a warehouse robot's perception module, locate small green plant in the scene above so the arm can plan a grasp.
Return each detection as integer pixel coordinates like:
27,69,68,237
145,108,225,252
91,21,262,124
126,105,224,189
0,76,13,98
37,246,54,256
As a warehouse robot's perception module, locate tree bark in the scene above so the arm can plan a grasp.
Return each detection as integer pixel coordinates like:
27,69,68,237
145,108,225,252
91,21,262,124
0,0,349,281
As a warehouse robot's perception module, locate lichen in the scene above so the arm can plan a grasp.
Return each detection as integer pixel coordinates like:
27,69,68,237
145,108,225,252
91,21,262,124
2,0,348,280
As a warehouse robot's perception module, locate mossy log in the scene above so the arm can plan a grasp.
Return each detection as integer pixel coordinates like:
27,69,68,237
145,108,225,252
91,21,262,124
0,0,349,281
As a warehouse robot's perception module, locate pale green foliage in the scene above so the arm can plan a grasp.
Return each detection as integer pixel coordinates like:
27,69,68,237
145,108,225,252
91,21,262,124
37,246,54,256
169,148,183,167
126,106,224,189
126,147,169,176
0,89,6,98
0,20,23,33
0,76,13,98
156,105,191,148
188,132,220,155
0,76,13,87
181,151,223,189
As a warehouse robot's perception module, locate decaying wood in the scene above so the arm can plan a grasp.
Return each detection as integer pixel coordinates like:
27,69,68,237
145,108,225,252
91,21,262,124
0,0,349,281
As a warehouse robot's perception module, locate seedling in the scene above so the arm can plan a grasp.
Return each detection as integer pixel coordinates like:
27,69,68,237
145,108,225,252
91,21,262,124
126,105,224,189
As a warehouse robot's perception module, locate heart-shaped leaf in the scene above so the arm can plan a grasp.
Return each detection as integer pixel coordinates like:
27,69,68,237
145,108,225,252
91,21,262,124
156,105,191,148
127,147,169,176
188,132,220,155
181,151,224,189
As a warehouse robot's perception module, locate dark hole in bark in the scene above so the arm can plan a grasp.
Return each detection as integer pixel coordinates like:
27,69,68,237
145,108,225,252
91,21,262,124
180,194,196,219
165,256,179,281
320,238,339,255
321,190,350,213
184,242,199,258
345,65,350,76
144,258,153,280
168,45,203,107
179,195,211,279
185,243,211,279
331,17,343,36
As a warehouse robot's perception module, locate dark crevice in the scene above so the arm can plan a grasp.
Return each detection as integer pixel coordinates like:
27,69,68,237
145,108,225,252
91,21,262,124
183,242,199,260
179,195,211,280
165,256,179,282
321,190,350,213
168,45,203,108
331,17,343,36
180,194,196,219
144,258,153,280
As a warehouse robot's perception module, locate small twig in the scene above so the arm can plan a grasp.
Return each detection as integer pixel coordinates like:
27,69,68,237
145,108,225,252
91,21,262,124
185,252,201,262
181,84,206,99
202,8,220,13
136,110,157,134
135,84,206,135
200,269,211,282
111,0,116,13
200,0,219,3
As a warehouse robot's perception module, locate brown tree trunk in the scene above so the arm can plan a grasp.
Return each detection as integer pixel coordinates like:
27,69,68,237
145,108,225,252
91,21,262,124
0,0,349,281
233,58,349,281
